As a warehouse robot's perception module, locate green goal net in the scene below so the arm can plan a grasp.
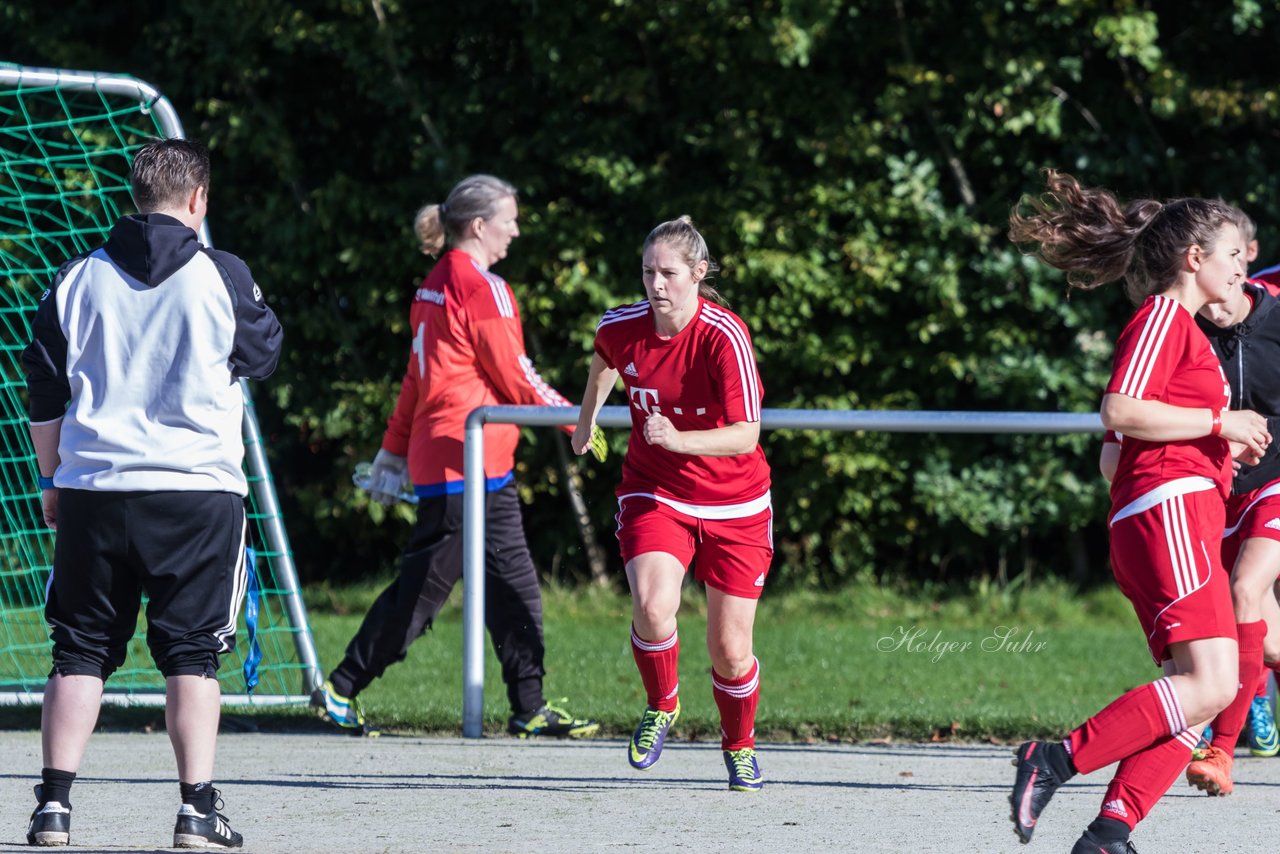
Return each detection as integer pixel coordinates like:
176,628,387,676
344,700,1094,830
0,64,322,705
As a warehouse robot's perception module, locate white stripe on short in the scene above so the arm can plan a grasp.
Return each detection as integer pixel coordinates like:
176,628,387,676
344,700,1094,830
213,516,249,653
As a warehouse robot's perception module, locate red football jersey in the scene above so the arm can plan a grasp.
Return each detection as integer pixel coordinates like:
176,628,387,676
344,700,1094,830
383,249,571,492
594,297,771,513
1249,273,1280,298
1104,294,1232,512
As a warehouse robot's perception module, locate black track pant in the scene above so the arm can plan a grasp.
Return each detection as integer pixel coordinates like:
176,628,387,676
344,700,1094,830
330,482,546,714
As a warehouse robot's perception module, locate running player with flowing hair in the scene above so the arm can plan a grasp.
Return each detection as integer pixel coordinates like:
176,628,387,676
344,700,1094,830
572,216,773,792
1007,170,1270,853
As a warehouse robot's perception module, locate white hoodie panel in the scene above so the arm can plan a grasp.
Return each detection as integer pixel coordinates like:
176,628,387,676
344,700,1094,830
55,248,247,494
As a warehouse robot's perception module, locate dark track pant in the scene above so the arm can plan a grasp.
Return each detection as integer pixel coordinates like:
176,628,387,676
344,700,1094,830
330,483,546,714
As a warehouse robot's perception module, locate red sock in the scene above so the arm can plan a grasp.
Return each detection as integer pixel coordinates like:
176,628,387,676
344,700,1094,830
1255,668,1272,700
1067,677,1187,775
1210,620,1267,753
1097,729,1199,830
631,625,679,712
712,657,760,751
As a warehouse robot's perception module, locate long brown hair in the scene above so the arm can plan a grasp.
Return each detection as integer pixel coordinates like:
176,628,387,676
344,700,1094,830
1009,169,1236,305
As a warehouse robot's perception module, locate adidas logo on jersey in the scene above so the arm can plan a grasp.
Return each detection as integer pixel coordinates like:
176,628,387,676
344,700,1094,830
624,362,639,377
1267,518,1280,531
754,573,765,587
1100,798,1128,819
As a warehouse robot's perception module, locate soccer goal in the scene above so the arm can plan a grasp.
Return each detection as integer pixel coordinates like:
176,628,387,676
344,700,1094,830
0,63,322,706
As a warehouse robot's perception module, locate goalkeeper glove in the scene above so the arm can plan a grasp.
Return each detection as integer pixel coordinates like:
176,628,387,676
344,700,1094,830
368,448,410,506
589,425,608,463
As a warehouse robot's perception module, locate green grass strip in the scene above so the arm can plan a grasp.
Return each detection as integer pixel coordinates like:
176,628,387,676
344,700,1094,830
298,577,1157,743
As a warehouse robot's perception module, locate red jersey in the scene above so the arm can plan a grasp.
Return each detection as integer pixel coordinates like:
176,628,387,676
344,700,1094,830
593,297,771,514
383,249,571,493
1249,268,1280,298
1104,295,1232,516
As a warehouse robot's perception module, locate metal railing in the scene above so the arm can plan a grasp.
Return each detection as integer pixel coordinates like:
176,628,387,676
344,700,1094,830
460,405,1103,737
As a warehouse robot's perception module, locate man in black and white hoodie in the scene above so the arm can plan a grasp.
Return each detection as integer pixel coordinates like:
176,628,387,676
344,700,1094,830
22,138,281,849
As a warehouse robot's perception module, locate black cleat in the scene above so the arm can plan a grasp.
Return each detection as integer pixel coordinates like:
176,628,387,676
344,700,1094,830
507,699,600,738
1070,829,1139,854
1010,741,1065,844
311,680,381,737
173,789,243,849
26,785,70,847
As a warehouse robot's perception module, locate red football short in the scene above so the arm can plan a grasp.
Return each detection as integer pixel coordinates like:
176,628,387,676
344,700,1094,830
615,496,774,599
1221,482,1280,572
1109,488,1235,665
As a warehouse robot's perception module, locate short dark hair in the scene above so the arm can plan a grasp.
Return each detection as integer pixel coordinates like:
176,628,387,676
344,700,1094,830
130,138,210,212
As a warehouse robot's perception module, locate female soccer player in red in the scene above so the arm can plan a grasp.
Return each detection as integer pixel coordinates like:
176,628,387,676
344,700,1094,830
571,216,772,792
1007,170,1270,853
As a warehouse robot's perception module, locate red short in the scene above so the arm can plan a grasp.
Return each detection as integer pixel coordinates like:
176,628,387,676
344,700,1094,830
1221,483,1280,571
1109,488,1235,665
615,496,774,599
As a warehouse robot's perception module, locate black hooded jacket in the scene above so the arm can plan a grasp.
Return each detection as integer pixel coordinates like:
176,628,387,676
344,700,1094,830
1197,282,1280,494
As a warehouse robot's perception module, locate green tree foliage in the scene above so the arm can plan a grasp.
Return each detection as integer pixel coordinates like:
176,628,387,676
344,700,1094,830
6,0,1280,588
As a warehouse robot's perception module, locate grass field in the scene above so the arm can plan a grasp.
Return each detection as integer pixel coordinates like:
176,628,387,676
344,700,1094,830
0,575,1165,742
299,574,1160,742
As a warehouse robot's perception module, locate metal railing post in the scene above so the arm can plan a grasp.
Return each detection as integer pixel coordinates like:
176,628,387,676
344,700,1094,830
459,405,1102,737
461,408,490,738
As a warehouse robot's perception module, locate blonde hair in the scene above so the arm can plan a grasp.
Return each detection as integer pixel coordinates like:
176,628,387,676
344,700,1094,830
414,174,518,256
643,215,727,306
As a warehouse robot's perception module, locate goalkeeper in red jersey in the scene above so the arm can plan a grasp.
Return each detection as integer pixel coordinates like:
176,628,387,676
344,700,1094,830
314,174,599,739
572,216,773,792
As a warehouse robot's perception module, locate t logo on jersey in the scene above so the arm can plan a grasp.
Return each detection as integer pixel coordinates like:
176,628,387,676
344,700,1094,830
629,386,660,415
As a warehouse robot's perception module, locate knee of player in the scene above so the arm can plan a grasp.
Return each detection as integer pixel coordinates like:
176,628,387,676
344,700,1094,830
1228,572,1267,611
1199,672,1241,716
632,600,678,637
706,640,754,678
